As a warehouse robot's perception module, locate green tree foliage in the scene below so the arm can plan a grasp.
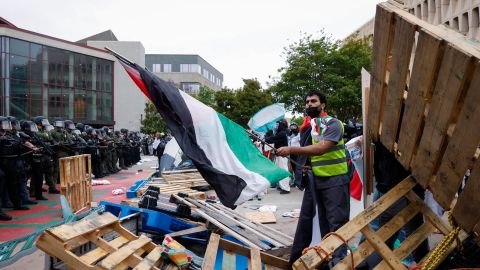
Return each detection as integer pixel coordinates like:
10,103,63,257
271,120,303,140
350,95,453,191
214,79,272,127
140,101,166,134
269,32,372,121
190,86,216,108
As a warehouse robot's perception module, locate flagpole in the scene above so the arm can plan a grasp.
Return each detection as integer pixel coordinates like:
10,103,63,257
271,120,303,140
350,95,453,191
245,129,305,168
104,47,149,71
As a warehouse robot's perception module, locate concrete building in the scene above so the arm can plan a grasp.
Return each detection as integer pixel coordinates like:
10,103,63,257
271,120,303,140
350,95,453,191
145,54,223,93
345,18,375,41
404,0,480,40
0,17,116,127
78,30,147,131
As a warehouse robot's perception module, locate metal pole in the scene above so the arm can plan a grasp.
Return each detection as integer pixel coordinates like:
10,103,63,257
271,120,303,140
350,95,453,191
245,129,305,168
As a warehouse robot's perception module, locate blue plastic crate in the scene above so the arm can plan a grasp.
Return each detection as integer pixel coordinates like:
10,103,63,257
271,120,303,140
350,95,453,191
99,201,208,242
126,179,150,198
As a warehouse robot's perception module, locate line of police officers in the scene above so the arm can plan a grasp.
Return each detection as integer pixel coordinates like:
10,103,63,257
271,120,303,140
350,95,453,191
0,116,142,221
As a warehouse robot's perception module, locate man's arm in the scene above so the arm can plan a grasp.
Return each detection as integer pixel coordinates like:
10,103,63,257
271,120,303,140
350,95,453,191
276,140,334,157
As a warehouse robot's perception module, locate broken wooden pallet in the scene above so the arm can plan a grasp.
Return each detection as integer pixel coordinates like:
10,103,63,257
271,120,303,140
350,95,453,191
366,1,480,244
293,176,458,270
60,154,93,212
202,233,290,270
36,212,177,270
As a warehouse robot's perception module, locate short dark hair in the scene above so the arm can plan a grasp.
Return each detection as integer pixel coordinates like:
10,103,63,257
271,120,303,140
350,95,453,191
305,90,327,105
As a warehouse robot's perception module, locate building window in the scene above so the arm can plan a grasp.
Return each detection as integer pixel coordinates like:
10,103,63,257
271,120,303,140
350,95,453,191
1,37,114,124
461,12,469,34
163,64,172,72
453,16,459,30
180,64,201,73
473,7,479,35
203,69,209,78
181,82,200,94
152,64,161,72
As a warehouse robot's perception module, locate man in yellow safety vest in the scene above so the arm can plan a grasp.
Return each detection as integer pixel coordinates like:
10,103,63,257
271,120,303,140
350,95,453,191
277,90,350,267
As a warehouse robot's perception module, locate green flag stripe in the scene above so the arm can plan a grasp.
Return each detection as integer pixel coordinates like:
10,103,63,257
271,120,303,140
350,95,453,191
217,113,291,184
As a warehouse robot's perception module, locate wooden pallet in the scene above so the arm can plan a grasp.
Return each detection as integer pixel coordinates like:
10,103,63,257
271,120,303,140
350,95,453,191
366,1,480,242
36,212,177,270
152,172,209,188
137,181,205,200
202,233,290,270
293,2,480,269
293,176,459,270
60,154,93,212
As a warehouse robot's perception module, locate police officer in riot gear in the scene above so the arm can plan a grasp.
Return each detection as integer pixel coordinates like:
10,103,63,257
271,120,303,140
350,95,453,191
32,116,60,194
0,117,29,210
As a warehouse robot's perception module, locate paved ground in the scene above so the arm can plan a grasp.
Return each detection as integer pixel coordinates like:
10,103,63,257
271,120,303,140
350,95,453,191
0,155,365,269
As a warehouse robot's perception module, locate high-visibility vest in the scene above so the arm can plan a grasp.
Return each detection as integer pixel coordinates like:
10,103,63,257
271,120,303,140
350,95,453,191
311,116,348,177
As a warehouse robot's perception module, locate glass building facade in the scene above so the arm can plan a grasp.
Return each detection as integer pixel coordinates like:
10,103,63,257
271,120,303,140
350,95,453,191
0,36,114,125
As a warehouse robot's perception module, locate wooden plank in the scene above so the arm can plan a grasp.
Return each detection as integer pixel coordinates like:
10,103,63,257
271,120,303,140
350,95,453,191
133,246,163,270
293,176,416,270
80,236,130,265
202,233,221,270
368,4,395,141
167,226,208,237
380,15,417,151
194,200,283,248
361,226,405,270
411,45,474,187
333,201,420,270
36,232,94,270
219,238,290,269
396,30,444,169
430,62,480,209
99,235,151,270
222,250,236,270
374,222,434,270
453,156,480,232
249,248,262,270
245,211,277,224
404,191,451,234
49,212,119,242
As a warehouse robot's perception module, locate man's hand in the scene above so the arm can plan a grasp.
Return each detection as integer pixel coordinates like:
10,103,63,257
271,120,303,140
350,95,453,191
276,147,291,157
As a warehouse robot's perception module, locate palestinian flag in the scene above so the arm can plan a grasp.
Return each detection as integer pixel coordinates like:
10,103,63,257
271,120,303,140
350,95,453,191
112,51,290,208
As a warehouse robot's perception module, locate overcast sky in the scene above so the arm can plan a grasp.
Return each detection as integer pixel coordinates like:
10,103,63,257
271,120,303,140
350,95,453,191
3,0,382,89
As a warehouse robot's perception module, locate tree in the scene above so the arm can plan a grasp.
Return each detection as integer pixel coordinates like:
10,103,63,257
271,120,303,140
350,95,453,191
215,79,272,127
140,101,166,134
269,32,372,121
190,86,216,108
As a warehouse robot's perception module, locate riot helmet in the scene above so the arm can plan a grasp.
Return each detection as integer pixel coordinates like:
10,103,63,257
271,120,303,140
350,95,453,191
86,127,97,136
33,116,50,127
0,117,12,131
64,120,75,130
21,121,39,132
44,124,54,132
72,129,81,136
7,116,20,130
52,118,64,129
76,123,85,132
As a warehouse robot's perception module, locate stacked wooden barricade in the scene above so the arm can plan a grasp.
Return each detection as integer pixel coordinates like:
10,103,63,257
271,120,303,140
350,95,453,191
60,154,93,212
294,1,480,269
137,170,208,199
36,212,176,269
